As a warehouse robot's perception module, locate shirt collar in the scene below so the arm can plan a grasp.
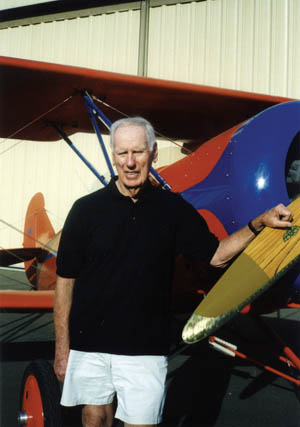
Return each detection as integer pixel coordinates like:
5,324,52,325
108,176,156,201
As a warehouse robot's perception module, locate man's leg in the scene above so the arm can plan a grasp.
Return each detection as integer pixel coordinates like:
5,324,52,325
82,403,114,427
61,351,116,426
112,355,167,426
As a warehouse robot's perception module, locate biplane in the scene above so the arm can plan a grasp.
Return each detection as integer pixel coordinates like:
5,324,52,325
0,55,299,426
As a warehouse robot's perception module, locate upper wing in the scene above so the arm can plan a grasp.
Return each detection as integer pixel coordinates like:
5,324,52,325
0,55,292,142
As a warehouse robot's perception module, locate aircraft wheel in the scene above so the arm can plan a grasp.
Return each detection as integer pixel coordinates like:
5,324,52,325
18,359,62,427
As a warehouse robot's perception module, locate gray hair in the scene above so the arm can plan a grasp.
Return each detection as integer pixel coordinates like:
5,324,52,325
110,117,156,152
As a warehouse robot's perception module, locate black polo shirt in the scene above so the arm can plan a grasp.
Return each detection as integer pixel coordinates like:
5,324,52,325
56,178,219,355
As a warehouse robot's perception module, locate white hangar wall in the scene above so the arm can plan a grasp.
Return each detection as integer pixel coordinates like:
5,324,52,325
0,0,52,8
148,0,300,97
0,0,300,249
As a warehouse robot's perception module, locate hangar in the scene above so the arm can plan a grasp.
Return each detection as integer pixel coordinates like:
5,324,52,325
1,0,300,248
0,2,300,426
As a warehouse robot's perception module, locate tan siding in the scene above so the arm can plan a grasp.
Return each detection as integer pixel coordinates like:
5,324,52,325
0,0,51,9
287,0,300,97
148,0,300,98
219,0,239,90
236,0,255,92
0,11,140,72
269,0,288,96
0,135,113,248
1,1,299,96
252,0,272,94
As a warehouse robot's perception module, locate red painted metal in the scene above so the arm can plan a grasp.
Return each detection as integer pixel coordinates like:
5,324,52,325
159,124,241,193
0,55,292,142
209,336,300,386
209,312,300,387
0,290,54,309
22,192,57,290
256,316,300,372
288,303,300,309
198,209,228,241
21,374,44,427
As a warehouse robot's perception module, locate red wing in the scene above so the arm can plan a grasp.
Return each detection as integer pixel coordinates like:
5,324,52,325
0,55,292,142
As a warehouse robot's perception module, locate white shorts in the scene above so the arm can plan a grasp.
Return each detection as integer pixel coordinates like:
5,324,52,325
61,350,168,425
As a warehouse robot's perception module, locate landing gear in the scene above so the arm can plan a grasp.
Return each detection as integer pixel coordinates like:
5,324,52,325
18,359,62,427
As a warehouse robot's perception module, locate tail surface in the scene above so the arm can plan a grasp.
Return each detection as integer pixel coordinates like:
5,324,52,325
23,193,57,290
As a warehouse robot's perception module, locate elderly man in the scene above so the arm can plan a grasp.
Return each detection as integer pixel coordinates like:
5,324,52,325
54,117,293,427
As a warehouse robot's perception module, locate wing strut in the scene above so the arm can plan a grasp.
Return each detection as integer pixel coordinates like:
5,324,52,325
50,123,108,187
84,93,115,178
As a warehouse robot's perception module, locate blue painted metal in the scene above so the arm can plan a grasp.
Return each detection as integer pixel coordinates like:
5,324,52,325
45,252,55,261
84,95,115,177
51,123,108,187
150,168,172,190
68,142,108,186
181,101,300,235
84,94,112,130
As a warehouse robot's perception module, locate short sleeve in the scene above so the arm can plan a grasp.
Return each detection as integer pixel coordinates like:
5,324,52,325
56,200,86,278
175,195,219,262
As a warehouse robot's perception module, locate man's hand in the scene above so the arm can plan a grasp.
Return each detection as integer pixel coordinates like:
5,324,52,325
252,203,293,232
54,346,69,382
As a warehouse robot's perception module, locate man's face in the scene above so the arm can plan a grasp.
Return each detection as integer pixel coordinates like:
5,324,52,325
112,124,157,191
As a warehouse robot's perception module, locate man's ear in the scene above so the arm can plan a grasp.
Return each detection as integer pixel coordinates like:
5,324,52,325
153,142,158,163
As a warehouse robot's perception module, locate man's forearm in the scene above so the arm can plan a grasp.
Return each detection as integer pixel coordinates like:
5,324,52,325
210,203,293,268
54,276,75,353
53,275,75,381
210,224,254,268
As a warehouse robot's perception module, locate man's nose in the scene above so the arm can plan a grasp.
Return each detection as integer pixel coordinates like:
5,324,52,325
126,153,136,167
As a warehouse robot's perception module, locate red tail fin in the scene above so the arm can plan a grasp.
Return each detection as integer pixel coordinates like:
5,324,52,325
23,192,55,250
23,193,57,290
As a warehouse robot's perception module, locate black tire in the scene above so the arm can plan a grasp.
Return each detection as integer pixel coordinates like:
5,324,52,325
19,359,62,427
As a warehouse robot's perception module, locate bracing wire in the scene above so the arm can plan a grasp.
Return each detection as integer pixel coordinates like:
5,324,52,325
0,95,73,155
0,219,57,256
92,95,193,155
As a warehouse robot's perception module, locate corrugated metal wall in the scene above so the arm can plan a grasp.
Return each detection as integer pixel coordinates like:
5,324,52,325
1,0,300,249
0,11,140,72
148,0,300,98
1,1,299,94
0,0,51,9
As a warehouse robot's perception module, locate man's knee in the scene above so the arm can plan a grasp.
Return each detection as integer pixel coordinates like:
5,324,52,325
82,404,114,427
